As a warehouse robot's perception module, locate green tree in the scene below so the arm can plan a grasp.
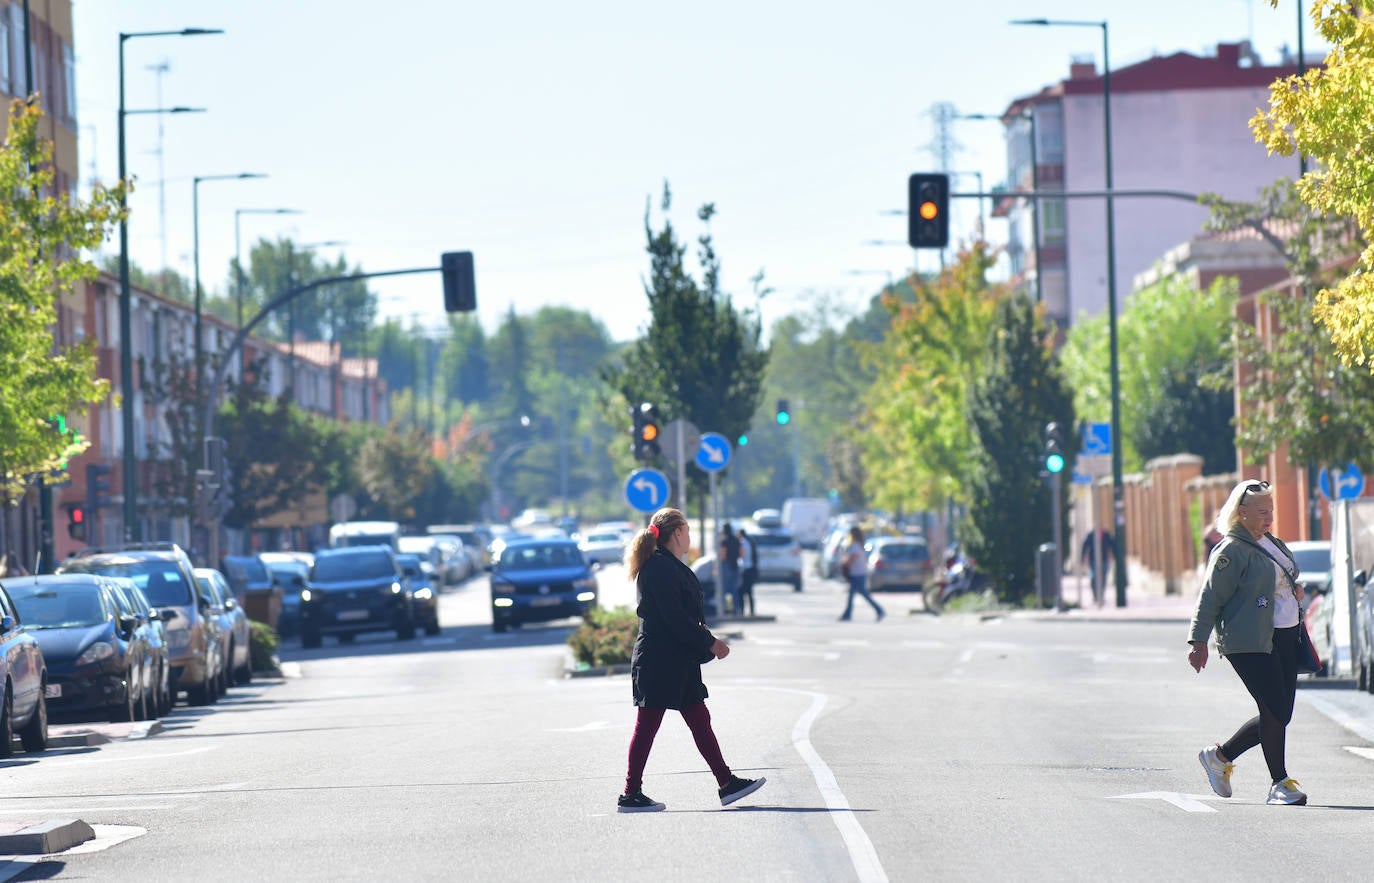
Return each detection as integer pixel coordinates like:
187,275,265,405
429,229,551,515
356,426,434,523
965,294,1076,603
862,244,1002,513
1061,271,1236,473
602,185,769,501
0,101,124,498
1250,0,1374,365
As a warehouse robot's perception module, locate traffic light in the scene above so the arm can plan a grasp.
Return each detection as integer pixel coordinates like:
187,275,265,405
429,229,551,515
86,462,112,513
1044,422,1065,474
737,434,749,447
775,399,791,426
66,505,86,542
908,173,950,249
632,402,661,462
441,251,477,313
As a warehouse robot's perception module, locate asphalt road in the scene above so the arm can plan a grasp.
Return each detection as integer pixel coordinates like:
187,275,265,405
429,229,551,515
3,559,1373,881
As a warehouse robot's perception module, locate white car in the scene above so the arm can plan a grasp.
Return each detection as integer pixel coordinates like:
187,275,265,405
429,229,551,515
579,531,627,566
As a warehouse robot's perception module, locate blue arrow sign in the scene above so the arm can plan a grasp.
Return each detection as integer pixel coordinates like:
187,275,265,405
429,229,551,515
1319,463,1364,500
625,468,671,513
1082,422,1111,456
695,432,732,473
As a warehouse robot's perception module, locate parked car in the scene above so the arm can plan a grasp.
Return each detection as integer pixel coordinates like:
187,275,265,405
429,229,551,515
749,527,803,591
488,538,597,633
109,576,173,717
195,568,253,687
395,554,441,636
6,573,151,725
301,546,415,648
1355,569,1374,692
260,551,312,637
427,524,491,572
1289,540,1333,676
578,530,627,567
102,576,164,719
689,553,721,613
401,535,470,586
866,536,933,592
60,543,220,706
0,579,50,754
817,525,853,579
220,554,273,599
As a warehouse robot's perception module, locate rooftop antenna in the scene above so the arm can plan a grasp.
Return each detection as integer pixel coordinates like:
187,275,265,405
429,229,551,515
145,59,171,295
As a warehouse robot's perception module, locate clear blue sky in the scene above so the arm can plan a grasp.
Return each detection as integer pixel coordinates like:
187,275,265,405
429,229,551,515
72,1,1322,342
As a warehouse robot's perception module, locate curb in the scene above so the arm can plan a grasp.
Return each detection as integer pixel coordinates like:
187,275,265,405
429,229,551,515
44,718,163,749
563,629,747,678
0,819,94,855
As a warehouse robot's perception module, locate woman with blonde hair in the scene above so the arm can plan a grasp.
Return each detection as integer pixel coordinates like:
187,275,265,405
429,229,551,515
617,507,765,813
1188,480,1307,805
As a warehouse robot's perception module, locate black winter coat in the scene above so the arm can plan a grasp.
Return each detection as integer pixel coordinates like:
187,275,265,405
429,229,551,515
631,548,718,709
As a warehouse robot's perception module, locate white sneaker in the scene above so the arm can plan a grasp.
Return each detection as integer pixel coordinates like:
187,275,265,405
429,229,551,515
1267,778,1307,806
1198,745,1233,798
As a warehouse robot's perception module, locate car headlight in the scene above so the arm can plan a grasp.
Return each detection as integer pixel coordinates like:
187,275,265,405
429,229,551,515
493,597,514,608
576,591,596,602
414,587,433,601
76,642,116,665
166,628,192,650
390,582,402,594
300,588,314,603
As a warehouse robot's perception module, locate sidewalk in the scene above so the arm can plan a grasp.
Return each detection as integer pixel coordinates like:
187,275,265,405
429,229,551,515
1023,559,1197,623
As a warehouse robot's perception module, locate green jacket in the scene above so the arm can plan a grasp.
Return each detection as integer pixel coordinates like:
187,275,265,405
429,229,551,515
1187,526,1297,655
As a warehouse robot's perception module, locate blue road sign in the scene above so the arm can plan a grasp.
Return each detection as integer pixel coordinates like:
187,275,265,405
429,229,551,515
1319,463,1365,500
1082,422,1112,456
695,432,732,473
1071,472,1093,485
625,468,671,513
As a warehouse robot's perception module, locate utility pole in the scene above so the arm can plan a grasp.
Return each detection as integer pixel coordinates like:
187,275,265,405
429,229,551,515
145,59,170,291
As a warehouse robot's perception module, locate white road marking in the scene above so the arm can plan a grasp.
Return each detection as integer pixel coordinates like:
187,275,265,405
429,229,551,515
1109,791,1224,813
749,637,797,646
788,690,889,882
766,650,841,661
1299,693,1374,744
1343,746,1374,762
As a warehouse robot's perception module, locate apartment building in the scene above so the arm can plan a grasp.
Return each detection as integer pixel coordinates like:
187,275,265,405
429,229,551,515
994,41,1303,328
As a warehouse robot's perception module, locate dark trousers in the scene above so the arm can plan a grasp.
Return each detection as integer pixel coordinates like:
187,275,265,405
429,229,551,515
740,568,757,616
625,703,731,794
1222,625,1300,783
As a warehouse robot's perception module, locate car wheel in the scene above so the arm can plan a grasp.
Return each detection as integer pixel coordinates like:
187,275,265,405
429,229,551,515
396,618,416,641
424,614,441,637
1366,657,1374,695
793,578,803,592
112,672,137,722
236,656,253,686
0,686,13,760
134,680,150,721
189,670,214,706
492,621,508,634
18,684,48,753
220,644,234,694
302,628,322,649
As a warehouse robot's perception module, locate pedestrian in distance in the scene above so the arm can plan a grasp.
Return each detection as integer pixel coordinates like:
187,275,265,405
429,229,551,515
718,521,741,616
617,507,766,813
737,527,758,617
1080,527,1113,606
1188,480,1308,806
838,525,884,622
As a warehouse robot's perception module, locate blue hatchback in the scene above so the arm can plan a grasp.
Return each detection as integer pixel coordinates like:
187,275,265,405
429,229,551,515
488,538,597,633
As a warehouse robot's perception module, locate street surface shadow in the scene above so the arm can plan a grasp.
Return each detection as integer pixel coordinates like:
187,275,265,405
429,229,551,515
14,861,65,880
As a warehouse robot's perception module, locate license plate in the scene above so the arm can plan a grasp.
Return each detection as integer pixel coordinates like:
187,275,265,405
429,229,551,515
530,597,561,607
45,684,61,698
337,609,369,622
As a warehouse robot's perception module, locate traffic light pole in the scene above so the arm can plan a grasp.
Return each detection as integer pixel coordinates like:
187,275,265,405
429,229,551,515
1051,469,1063,612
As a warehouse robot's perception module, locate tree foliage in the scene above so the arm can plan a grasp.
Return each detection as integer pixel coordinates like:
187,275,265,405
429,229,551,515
1251,1,1374,366
965,295,1076,603
862,244,1002,512
1061,271,1236,473
0,100,124,499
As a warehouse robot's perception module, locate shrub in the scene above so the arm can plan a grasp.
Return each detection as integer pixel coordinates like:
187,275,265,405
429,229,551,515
568,606,638,668
250,620,281,675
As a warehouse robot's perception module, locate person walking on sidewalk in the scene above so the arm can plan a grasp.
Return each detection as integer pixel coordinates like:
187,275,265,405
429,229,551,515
838,525,884,622
737,527,758,617
617,507,765,813
1187,480,1308,806
718,522,741,616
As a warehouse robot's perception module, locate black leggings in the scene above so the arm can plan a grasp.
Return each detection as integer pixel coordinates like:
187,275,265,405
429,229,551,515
1221,625,1299,784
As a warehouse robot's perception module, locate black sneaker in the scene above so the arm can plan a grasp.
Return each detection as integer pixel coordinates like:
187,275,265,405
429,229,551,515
718,775,766,806
617,791,666,813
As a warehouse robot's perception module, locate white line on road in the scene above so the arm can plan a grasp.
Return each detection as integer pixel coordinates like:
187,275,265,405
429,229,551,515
1109,791,1224,813
784,689,889,883
766,651,841,661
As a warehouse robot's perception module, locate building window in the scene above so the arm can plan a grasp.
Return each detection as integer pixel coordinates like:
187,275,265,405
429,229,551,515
62,42,75,127
1041,198,1066,244
0,8,11,96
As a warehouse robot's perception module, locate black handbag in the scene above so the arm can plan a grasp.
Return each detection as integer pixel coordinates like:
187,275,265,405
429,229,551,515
1295,607,1323,675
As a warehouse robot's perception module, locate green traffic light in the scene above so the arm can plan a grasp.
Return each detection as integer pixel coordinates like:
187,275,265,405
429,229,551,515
776,411,790,425
738,434,748,446
1046,453,1065,474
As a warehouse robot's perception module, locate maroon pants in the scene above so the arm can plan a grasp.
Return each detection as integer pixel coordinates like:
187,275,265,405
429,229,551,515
624,703,732,795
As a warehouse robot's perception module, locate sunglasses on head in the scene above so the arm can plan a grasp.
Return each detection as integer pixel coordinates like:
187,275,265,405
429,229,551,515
1240,481,1270,504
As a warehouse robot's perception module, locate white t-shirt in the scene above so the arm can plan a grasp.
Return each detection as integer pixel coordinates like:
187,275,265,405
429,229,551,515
845,542,868,577
1258,535,1299,629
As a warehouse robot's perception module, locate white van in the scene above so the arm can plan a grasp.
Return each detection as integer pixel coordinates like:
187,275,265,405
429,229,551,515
329,520,401,551
782,498,831,549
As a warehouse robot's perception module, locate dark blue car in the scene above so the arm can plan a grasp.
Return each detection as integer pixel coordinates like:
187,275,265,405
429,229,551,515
6,574,152,722
488,538,597,633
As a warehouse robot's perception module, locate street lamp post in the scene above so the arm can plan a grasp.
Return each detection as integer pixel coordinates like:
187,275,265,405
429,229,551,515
193,173,265,413
118,26,222,542
1012,16,1125,606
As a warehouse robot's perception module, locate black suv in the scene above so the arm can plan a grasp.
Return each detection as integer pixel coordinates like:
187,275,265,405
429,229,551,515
301,546,415,648
59,543,221,706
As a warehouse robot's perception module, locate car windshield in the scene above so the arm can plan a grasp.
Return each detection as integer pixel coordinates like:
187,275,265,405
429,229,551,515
497,544,584,571
395,555,423,576
62,559,193,607
1292,547,1331,575
876,542,929,561
8,584,108,629
312,553,395,582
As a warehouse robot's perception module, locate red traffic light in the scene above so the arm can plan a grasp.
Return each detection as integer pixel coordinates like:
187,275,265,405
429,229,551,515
71,507,84,524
